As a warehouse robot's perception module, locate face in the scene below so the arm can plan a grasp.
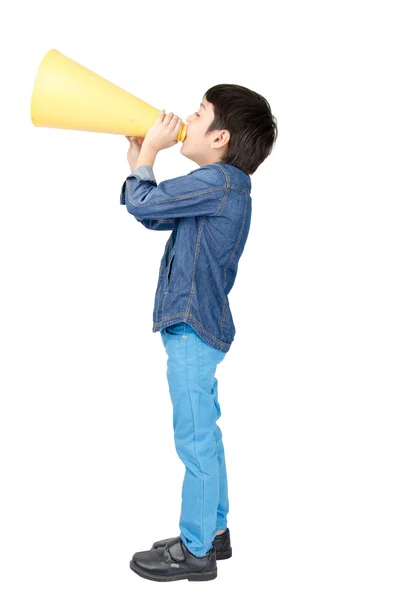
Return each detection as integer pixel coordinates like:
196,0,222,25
180,97,228,166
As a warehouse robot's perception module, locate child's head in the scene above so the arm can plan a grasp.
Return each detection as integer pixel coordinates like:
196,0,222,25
180,83,278,175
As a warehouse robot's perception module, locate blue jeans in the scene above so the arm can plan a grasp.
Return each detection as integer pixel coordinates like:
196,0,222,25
160,322,228,557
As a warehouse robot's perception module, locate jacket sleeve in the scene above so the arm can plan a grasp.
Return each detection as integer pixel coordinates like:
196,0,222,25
134,216,176,230
121,165,176,230
120,163,227,220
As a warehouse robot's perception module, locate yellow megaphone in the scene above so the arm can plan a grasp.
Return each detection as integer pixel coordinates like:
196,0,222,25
30,49,187,142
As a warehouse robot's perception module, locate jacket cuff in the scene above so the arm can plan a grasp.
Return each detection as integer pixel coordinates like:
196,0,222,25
120,165,157,205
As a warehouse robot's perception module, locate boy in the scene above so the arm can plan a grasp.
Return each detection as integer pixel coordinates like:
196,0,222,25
120,84,277,582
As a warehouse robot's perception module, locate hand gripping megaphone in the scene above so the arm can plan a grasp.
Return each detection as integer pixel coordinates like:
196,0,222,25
30,49,187,142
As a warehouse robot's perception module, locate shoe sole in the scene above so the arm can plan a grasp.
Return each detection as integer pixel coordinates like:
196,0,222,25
130,560,217,582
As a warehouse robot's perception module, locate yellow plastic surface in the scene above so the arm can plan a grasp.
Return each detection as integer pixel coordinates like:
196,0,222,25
30,49,187,142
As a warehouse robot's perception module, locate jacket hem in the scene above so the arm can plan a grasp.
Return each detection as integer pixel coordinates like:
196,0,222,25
152,315,231,353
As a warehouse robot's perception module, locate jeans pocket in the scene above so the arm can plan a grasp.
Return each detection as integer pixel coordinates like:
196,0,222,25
165,322,185,337
160,328,168,348
197,336,226,394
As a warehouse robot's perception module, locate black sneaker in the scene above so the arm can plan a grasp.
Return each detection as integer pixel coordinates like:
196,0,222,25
151,528,232,560
130,536,217,582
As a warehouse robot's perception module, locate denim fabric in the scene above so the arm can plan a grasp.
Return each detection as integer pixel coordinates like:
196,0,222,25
120,160,252,353
160,321,228,557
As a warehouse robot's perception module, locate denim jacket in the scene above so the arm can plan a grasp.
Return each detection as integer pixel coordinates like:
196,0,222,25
120,160,252,353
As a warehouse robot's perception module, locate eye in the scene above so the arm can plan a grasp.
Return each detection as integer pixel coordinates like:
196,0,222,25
195,112,200,117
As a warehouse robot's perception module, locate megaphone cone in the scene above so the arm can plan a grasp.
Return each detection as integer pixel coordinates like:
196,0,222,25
30,49,187,142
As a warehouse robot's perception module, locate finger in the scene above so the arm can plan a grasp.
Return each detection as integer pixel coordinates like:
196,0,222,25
171,117,183,131
156,109,166,122
164,112,175,124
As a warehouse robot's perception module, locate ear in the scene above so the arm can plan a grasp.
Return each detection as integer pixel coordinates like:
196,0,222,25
211,129,230,149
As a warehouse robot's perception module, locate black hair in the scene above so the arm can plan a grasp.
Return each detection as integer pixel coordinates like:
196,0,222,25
203,83,278,175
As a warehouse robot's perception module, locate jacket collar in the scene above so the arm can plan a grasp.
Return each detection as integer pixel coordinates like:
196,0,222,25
190,161,251,193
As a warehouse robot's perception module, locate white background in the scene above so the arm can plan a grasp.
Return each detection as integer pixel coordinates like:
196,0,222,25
1,1,396,598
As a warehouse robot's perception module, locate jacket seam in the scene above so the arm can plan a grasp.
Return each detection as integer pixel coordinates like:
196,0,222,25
214,186,230,216
185,218,205,314
223,193,249,287
210,163,250,194
220,194,249,338
126,179,227,207
184,186,229,321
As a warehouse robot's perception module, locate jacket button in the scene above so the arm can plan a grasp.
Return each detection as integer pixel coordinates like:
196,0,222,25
182,335,187,340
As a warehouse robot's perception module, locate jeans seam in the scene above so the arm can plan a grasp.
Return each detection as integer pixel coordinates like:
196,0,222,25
184,337,204,547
